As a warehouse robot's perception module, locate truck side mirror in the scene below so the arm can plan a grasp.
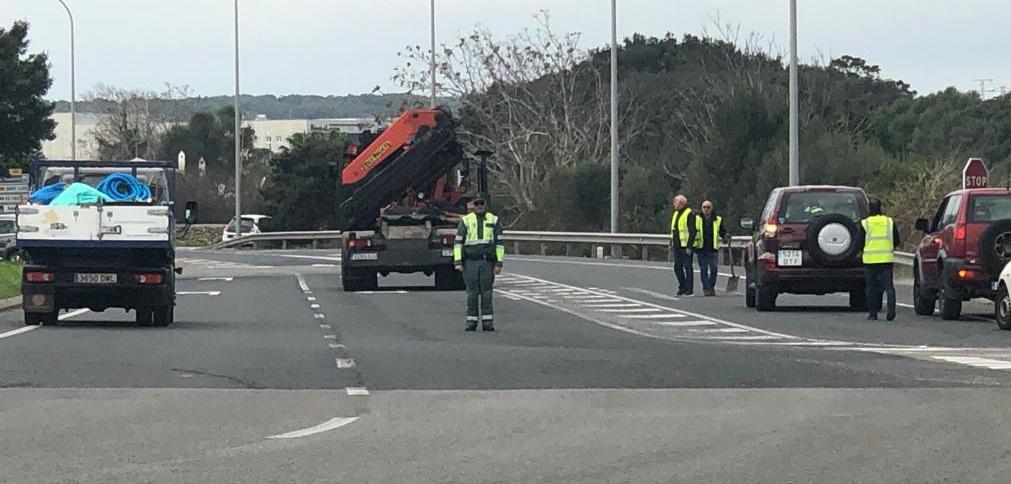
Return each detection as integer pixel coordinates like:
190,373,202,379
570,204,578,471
740,217,754,230
915,218,929,233
184,201,199,225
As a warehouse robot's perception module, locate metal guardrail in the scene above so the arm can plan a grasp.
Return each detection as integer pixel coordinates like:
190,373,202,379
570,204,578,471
210,229,914,267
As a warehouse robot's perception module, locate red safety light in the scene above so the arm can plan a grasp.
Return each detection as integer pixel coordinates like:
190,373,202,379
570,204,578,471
347,238,373,250
25,271,54,283
135,274,164,285
441,234,456,246
955,224,966,241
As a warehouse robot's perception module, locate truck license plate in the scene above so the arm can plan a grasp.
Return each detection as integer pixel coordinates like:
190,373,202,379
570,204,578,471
350,253,378,261
75,273,117,284
777,250,803,267
441,249,454,257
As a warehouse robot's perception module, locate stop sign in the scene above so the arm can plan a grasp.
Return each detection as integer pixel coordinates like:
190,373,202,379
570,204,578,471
963,158,989,189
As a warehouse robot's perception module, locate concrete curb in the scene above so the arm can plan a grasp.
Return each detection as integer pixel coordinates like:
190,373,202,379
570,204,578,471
0,295,22,313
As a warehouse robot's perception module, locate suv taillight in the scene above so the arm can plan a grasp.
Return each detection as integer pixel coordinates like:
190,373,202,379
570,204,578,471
955,224,966,240
347,238,373,250
25,271,54,283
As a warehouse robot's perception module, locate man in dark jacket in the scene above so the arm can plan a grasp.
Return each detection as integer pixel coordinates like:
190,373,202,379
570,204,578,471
697,200,728,297
669,194,697,297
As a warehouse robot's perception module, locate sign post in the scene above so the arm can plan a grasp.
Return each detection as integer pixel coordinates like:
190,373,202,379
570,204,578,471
963,158,989,189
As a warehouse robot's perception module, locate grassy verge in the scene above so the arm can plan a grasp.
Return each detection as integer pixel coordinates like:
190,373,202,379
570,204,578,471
0,261,22,300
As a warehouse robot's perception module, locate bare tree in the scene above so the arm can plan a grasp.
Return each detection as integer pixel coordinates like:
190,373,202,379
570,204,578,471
87,84,190,161
884,157,961,250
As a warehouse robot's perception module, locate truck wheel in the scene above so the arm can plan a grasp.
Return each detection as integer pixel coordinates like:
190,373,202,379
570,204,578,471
435,267,465,291
341,267,377,292
152,305,174,326
135,307,154,326
849,291,867,311
996,286,1011,330
756,284,777,312
938,283,962,321
913,267,936,316
24,310,56,326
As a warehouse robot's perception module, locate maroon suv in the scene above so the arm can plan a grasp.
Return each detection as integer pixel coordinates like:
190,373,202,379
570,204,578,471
743,186,869,311
913,188,1011,319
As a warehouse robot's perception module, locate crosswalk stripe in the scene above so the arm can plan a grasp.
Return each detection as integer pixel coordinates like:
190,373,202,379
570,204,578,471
650,320,716,327
595,308,661,313
622,313,688,319
932,356,1011,369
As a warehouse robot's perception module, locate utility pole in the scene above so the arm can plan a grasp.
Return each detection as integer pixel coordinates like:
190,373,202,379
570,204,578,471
788,0,799,186
233,0,242,237
975,78,993,101
609,0,619,248
56,0,75,161
430,0,436,108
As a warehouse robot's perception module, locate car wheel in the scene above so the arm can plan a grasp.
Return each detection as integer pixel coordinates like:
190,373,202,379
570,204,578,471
849,291,867,311
979,220,1011,278
756,284,777,312
938,281,962,321
745,267,756,308
996,286,1011,330
913,267,936,316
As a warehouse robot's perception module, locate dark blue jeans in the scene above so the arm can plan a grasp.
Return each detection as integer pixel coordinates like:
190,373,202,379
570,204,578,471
673,249,694,295
698,251,719,290
865,263,896,315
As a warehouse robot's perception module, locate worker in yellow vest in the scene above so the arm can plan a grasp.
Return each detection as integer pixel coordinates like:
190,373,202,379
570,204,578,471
453,198,505,331
669,194,698,297
696,200,728,297
860,198,900,321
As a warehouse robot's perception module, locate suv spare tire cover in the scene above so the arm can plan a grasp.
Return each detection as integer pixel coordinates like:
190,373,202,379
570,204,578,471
806,214,861,267
979,219,1011,277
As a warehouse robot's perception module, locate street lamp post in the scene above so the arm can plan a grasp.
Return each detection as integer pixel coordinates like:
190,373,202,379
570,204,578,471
788,0,799,186
609,0,619,252
233,0,242,237
430,0,436,108
56,0,75,161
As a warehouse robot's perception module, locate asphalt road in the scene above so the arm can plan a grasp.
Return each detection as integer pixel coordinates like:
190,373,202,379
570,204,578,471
5,248,1011,482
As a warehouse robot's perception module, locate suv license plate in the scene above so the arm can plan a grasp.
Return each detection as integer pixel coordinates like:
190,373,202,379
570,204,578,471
993,281,1000,291
778,250,803,267
75,273,117,284
350,252,378,261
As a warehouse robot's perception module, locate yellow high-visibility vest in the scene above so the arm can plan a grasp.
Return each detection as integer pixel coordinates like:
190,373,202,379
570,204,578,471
453,212,505,263
861,215,895,264
670,208,695,248
696,215,722,250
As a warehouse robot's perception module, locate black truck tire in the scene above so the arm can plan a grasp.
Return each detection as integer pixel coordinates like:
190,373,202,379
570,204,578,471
806,214,861,267
152,305,174,326
136,307,154,326
979,220,1011,278
434,266,465,291
24,310,57,326
342,266,378,292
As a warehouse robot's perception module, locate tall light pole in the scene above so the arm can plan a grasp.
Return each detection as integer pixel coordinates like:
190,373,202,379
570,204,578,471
430,0,436,108
609,0,619,241
788,0,799,186
233,0,242,237
56,0,75,161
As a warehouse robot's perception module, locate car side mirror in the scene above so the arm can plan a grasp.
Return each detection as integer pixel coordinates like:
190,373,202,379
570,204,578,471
915,218,929,233
184,201,199,225
740,217,754,230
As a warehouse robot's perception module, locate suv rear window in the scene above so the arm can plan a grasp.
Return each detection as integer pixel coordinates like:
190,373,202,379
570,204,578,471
967,194,1011,222
779,192,863,224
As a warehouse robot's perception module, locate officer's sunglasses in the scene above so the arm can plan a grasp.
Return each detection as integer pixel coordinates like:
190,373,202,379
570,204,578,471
473,200,486,206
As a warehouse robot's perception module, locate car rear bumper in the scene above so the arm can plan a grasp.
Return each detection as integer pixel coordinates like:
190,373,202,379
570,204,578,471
759,265,865,294
942,258,997,300
22,268,174,312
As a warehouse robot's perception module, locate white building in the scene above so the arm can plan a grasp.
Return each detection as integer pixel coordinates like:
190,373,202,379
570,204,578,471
41,112,108,160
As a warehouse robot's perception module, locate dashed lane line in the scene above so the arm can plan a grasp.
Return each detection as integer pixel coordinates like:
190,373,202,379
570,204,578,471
346,387,370,396
0,309,90,340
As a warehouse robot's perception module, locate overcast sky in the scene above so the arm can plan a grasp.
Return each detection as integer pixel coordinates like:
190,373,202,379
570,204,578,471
4,0,1009,101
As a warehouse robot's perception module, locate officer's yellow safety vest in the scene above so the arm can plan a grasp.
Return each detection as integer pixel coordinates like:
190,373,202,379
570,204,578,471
454,212,505,263
696,215,722,250
670,208,697,248
861,215,895,264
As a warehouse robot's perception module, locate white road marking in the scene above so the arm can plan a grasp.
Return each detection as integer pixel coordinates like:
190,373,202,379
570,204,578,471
582,303,643,308
176,291,221,296
314,314,326,319
1,309,90,340
267,416,359,439
307,296,317,302
650,320,717,327
324,334,337,339
199,277,234,282
688,328,750,333
622,287,681,301
296,274,311,293
319,324,332,329
312,264,337,267
697,335,782,341
310,304,320,309
622,313,688,319
354,291,408,294
328,343,346,349
594,308,661,313
932,356,1011,369
336,358,356,369
346,387,370,396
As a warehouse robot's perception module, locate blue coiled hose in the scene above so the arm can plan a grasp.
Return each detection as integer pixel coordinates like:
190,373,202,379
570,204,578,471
96,173,152,202
29,183,66,204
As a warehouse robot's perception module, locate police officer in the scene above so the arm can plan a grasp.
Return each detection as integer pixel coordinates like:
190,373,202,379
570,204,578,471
860,198,900,321
453,198,505,331
670,194,698,297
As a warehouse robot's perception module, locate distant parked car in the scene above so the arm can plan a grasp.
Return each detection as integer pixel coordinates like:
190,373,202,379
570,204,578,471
221,215,271,242
742,185,870,311
0,214,20,261
914,188,1011,320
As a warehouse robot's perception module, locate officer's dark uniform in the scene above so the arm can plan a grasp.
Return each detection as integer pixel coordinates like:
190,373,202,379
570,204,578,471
453,204,505,331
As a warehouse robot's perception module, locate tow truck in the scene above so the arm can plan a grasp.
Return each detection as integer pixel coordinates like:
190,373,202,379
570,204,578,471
338,108,486,291
15,160,197,326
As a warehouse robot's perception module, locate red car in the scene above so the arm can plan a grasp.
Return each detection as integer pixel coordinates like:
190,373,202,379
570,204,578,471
743,186,870,311
913,188,1011,319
